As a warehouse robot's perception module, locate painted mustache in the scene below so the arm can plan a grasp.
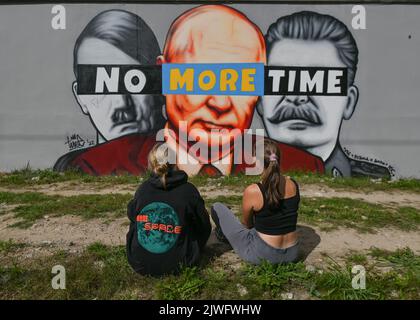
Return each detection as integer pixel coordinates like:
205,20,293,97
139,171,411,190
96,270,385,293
111,96,137,127
267,103,322,125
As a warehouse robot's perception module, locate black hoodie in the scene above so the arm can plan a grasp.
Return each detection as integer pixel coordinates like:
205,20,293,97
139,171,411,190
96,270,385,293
126,170,211,276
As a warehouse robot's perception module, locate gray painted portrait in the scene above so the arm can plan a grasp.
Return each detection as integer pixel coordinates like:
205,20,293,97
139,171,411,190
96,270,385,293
72,9,165,144
54,9,166,171
257,11,391,178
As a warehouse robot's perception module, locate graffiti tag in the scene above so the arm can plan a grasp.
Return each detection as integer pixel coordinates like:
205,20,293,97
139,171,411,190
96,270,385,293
65,134,94,151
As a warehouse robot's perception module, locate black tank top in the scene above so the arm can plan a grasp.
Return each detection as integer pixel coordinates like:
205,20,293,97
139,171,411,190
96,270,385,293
254,178,300,235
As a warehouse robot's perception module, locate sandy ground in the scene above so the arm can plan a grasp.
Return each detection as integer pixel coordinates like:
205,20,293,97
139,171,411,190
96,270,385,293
1,213,419,266
1,182,419,270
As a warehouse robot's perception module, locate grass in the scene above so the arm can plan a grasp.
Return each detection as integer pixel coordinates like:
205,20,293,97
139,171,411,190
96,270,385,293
0,243,157,299
311,248,420,300
0,167,142,187
1,189,418,231
1,168,418,300
1,168,420,193
243,261,311,295
300,198,420,233
1,243,418,300
310,260,381,299
0,240,26,254
292,172,420,193
0,191,132,228
346,252,369,265
155,267,206,299
369,247,420,271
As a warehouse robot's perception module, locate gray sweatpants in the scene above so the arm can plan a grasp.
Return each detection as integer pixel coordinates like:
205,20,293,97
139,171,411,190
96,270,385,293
211,202,299,265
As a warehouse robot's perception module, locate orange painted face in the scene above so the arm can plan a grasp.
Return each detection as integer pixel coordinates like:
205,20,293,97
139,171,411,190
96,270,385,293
162,5,266,152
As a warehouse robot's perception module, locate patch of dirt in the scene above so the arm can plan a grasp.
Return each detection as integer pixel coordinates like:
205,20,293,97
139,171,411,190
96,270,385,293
200,187,242,199
300,184,420,210
297,224,420,266
0,215,127,253
1,214,418,270
0,244,60,267
0,212,20,227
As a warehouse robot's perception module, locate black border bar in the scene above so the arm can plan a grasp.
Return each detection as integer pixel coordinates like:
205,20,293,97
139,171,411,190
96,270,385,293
2,1,420,5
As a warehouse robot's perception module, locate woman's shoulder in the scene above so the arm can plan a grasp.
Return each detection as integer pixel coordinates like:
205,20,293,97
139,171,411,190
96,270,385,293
244,183,262,195
132,180,148,198
288,176,299,188
185,181,199,192
180,182,204,200
138,177,153,189
284,176,299,199
244,183,265,204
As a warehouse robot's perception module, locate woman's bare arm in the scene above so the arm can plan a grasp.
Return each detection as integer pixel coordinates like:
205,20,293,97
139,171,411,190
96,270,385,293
241,184,263,229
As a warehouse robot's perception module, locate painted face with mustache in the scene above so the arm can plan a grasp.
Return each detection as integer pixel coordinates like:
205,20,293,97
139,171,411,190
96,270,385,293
259,39,358,160
266,97,322,127
79,93,161,142
73,38,164,143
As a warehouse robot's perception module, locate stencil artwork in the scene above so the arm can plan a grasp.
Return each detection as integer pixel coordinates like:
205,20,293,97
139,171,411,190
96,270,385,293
52,6,392,178
54,10,165,172
257,11,392,178
54,5,325,176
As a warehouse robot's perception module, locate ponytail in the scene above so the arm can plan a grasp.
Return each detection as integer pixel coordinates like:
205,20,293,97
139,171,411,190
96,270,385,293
148,143,172,189
261,139,284,207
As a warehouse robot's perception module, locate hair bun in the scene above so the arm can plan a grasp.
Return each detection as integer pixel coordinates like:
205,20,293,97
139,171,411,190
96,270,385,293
155,162,169,175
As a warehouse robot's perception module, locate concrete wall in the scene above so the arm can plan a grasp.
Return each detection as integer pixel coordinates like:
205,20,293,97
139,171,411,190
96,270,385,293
0,3,419,177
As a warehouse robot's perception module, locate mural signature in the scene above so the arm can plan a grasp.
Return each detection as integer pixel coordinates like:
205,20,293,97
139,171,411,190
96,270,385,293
65,134,95,151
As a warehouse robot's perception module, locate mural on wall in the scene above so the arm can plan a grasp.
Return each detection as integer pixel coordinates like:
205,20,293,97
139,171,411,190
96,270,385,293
52,4,391,177
54,5,325,176
257,11,392,178
54,10,166,173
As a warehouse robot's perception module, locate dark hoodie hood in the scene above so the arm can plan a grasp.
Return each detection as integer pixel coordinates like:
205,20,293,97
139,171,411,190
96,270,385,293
149,169,188,190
